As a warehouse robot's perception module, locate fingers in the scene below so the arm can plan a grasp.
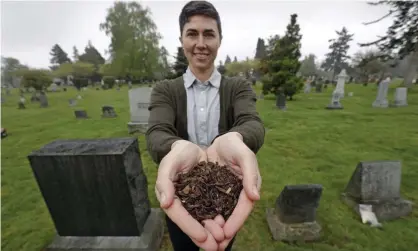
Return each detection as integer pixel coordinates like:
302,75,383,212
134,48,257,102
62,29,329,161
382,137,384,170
155,170,175,208
164,199,208,242
218,237,233,251
203,219,225,242
192,229,219,251
214,215,225,227
240,154,261,201
223,190,254,239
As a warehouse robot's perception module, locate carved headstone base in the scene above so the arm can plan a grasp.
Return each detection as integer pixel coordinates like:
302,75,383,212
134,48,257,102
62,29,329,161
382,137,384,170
372,100,388,108
128,122,148,134
341,194,413,221
389,101,408,107
266,208,321,242
46,208,164,251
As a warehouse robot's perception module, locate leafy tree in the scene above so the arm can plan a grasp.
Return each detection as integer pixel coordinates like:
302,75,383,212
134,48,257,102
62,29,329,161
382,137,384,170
173,47,188,78
20,69,52,91
103,76,116,89
299,54,317,77
321,27,354,80
1,57,28,87
50,44,71,70
359,1,418,87
158,46,172,78
261,14,303,100
225,59,258,77
352,49,387,84
100,1,162,79
54,62,95,82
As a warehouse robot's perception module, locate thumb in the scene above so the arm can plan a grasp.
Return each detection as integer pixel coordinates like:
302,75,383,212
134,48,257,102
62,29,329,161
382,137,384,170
155,159,177,208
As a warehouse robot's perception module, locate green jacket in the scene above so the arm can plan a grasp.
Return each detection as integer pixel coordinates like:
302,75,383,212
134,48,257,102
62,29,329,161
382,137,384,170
146,75,265,164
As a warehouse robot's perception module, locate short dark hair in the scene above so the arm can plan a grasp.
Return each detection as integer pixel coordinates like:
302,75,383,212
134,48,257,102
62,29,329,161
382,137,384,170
179,1,222,39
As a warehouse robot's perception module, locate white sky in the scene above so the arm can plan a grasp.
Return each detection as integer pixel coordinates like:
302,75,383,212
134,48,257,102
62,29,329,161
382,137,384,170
1,0,393,68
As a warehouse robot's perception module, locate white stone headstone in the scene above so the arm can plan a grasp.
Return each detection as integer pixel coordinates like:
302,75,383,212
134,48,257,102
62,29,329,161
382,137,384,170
392,87,407,107
372,77,390,108
334,69,348,98
127,87,153,134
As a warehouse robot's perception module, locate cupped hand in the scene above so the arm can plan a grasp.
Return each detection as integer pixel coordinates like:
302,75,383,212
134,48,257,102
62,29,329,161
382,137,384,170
205,132,262,250
155,140,221,251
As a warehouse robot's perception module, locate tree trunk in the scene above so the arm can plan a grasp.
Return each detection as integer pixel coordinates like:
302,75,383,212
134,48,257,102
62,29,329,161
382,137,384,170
403,48,418,88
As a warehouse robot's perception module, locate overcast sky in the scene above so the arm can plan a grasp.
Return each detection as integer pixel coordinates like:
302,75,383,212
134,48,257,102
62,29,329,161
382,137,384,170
1,0,393,69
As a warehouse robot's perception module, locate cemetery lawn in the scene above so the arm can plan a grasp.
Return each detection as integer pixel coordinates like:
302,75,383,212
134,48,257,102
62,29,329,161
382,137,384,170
2,84,418,251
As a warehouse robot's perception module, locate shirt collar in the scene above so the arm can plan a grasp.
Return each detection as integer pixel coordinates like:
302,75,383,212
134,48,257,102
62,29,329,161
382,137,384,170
183,67,222,89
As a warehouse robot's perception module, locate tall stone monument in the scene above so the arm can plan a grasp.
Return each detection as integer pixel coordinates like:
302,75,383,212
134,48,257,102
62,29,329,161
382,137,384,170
372,78,390,108
128,87,153,134
334,69,348,98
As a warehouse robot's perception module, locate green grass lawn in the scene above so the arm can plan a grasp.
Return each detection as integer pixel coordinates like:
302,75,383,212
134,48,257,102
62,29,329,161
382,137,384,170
2,83,418,251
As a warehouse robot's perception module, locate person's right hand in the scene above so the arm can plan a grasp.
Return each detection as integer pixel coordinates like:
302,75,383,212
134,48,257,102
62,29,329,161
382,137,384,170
155,140,223,251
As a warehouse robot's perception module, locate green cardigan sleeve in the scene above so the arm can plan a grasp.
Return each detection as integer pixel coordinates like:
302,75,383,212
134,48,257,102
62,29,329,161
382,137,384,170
145,81,182,164
215,77,265,154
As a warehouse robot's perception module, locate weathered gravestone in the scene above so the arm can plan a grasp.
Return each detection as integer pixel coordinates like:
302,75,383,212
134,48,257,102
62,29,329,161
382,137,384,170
341,161,413,221
68,99,77,107
372,78,390,108
31,93,40,103
266,184,323,242
304,80,312,93
326,92,343,110
18,96,26,109
74,110,89,119
27,138,164,251
128,87,152,134
102,105,117,118
39,93,49,108
334,69,348,98
315,83,322,93
276,93,286,110
391,87,408,107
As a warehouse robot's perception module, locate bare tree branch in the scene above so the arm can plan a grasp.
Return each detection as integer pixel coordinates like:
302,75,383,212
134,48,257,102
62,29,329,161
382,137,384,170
362,10,395,25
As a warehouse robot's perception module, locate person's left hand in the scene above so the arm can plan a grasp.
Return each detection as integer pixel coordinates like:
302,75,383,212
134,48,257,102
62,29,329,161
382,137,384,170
205,132,262,250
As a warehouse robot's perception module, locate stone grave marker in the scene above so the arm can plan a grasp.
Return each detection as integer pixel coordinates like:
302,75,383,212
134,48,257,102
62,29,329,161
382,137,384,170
102,105,117,118
31,92,40,103
304,80,312,93
74,110,89,119
128,87,152,134
372,78,390,108
276,93,287,110
63,88,67,92
68,99,77,107
391,87,407,107
266,184,323,242
326,92,343,110
334,69,348,98
39,92,49,108
341,160,413,221
315,83,322,93
18,96,26,109
27,138,164,251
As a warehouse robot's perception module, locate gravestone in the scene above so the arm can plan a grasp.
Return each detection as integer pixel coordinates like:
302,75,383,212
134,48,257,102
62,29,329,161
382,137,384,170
326,92,343,110
315,83,322,93
276,94,287,110
50,83,58,92
372,78,390,108
68,99,77,107
27,138,164,251
31,93,40,103
128,87,153,134
18,96,26,109
266,184,323,242
102,105,117,118
39,93,49,108
74,110,89,119
128,81,133,89
63,88,67,92
341,161,413,221
391,87,407,107
304,80,311,93
334,69,348,98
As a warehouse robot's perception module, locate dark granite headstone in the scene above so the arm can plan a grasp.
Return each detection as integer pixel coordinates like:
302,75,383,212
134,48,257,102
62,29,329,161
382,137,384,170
341,161,413,221
266,184,323,242
276,94,286,110
102,105,117,118
27,138,164,251
74,110,89,119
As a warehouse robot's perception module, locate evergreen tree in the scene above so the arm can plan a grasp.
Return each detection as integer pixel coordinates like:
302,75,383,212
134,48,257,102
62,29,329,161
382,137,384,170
173,47,188,78
254,38,267,59
78,40,105,66
217,60,226,75
50,44,71,70
73,46,79,62
224,55,232,65
261,14,303,100
321,27,354,80
233,56,238,63
359,1,418,87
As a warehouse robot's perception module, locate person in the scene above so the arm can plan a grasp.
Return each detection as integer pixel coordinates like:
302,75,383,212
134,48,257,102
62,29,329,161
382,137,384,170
145,1,265,251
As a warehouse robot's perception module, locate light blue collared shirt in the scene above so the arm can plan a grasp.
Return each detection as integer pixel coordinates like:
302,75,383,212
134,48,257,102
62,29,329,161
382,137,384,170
183,67,221,148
